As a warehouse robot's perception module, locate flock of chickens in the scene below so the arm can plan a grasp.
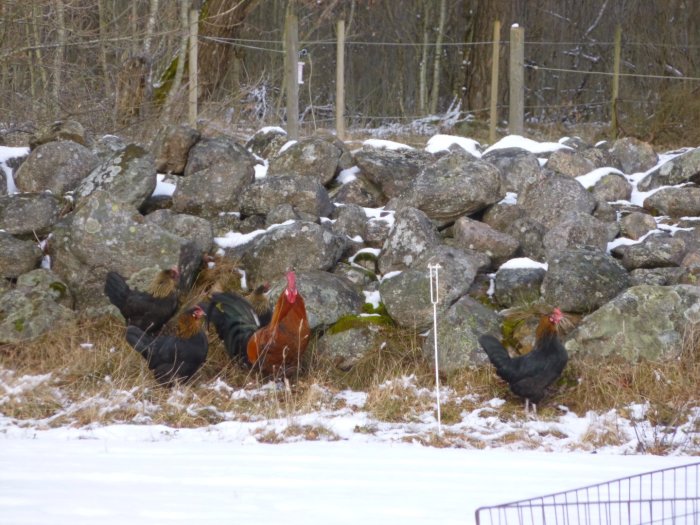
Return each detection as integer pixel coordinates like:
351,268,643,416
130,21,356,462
104,265,310,386
104,261,567,414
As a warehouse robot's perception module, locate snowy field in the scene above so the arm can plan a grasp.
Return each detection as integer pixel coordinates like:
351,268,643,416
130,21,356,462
1,424,697,525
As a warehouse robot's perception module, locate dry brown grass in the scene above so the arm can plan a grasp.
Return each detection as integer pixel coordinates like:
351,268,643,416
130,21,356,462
1,313,699,454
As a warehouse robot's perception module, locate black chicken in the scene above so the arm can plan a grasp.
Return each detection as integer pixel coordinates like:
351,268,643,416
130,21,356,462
104,267,179,334
125,304,208,385
478,307,568,413
246,283,272,327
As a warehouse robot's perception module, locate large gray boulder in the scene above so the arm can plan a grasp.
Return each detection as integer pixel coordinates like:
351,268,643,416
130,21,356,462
379,244,480,330
317,323,385,370
378,207,440,274
50,190,184,310
590,173,632,202
637,147,700,191
565,284,700,361
482,147,544,193
613,233,687,271
546,149,597,178
144,210,214,254
354,146,433,199
239,175,333,219
493,267,546,307
0,193,62,236
29,120,87,149
173,136,256,217
421,295,501,372
519,172,596,229
643,187,700,217
245,127,287,158
543,248,630,313
542,211,609,258
267,137,343,186
453,216,519,266
401,151,503,222
152,124,201,174
0,232,43,279
14,141,98,194
0,269,76,344
608,137,658,174
238,221,347,285
504,215,548,262
75,144,156,208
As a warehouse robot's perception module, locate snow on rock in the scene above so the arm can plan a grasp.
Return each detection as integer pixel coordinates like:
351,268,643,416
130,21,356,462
483,135,572,155
425,134,482,157
362,138,414,151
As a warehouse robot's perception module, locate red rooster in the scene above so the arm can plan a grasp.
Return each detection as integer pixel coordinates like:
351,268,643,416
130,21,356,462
104,267,180,334
125,304,208,385
478,307,568,413
209,270,310,377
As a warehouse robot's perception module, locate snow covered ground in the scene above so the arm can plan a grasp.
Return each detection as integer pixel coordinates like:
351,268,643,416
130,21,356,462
1,423,697,525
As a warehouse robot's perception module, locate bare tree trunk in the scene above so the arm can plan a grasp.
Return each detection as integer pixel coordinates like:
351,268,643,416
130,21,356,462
418,1,431,114
164,0,190,120
52,0,66,119
142,0,160,115
197,0,260,98
97,0,111,101
429,0,446,114
131,2,139,55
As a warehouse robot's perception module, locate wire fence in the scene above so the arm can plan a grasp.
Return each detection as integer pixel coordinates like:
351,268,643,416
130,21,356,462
475,462,700,525
1,13,699,143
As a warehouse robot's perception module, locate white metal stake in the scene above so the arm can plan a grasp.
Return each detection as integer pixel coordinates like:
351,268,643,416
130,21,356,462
428,263,442,436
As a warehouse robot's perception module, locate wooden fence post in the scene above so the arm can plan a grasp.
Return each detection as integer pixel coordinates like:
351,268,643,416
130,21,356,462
489,20,501,144
508,24,524,136
284,14,300,140
188,1,200,127
611,25,622,139
336,20,346,140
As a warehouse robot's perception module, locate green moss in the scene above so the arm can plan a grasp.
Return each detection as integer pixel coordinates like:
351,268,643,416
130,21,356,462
500,316,524,350
361,301,389,316
49,281,67,298
327,310,393,335
14,318,25,332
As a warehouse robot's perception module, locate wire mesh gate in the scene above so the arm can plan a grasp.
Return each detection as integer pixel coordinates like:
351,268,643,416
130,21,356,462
475,462,700,525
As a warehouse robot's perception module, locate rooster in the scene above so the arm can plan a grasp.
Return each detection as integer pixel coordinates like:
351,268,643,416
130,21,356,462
125,304,208,385
104,267,180,334
208,270,310,377
478,307,568,413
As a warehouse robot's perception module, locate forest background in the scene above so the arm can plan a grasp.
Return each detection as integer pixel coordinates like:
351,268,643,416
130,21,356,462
1,0,698,147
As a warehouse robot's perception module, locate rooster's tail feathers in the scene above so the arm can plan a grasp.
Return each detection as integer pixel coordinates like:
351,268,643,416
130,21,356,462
478,334,515,379
208,292,259,363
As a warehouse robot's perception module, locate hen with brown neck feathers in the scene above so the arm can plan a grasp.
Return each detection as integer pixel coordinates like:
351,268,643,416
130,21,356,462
125,305,208,385
478,308,568,413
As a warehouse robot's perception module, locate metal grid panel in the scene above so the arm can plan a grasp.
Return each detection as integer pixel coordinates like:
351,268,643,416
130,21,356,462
476,462,700,525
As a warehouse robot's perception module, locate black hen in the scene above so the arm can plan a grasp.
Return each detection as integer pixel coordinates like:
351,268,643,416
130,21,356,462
126,304,208,385
207,291,261,365
104,268,179,334
478,308,568,413
246,283,272,327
